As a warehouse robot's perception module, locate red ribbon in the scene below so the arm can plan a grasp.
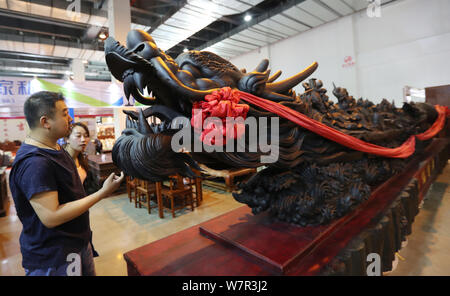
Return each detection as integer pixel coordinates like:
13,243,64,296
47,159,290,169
192,87,448,158
191,87,250,144
415,105,448,140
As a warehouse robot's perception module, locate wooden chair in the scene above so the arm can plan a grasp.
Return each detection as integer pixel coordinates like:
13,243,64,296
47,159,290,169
185,169,203,207
126,176,138,207
135,178,158,214
159,175,194,218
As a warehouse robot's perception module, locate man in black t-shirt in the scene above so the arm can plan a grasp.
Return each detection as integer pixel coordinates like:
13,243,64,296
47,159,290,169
10,91,124,276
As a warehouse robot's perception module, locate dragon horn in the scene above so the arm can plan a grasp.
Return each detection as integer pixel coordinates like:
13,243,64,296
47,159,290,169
266,62,318,94
126,115,134,129
267,70,282,83
138,108,153,135
254,59,269,72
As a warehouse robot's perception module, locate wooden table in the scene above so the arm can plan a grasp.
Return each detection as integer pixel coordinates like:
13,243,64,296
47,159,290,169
200,164,257,192
123,138,449,276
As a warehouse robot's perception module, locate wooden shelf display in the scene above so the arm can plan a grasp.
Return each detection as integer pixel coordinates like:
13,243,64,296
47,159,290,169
96,123,115,152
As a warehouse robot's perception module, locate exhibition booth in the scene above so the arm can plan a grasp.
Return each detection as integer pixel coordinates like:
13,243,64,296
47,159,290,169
0,0,449,278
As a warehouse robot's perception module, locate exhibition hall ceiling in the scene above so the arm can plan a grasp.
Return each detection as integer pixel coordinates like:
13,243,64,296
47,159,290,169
0,0,395,80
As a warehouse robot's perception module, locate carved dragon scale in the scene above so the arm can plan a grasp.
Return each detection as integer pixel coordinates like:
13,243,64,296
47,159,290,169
105,30,440,226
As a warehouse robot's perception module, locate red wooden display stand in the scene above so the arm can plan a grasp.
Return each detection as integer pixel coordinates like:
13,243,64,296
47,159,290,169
123,138,449,276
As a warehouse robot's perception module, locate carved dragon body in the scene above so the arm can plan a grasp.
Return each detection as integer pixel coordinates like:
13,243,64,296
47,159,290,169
106,29,442,226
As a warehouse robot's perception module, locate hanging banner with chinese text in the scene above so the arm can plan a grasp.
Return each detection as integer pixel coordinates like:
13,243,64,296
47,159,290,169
0,76,127,108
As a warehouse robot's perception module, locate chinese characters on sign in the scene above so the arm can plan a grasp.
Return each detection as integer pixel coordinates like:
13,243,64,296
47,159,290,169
0,76,126,108
0,80,31,104
0,118,28,142
342,56,355,68
0,80,13,95
18,81,31,95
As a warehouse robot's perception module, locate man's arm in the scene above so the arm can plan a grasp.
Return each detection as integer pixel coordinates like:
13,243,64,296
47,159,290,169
29,172,124,228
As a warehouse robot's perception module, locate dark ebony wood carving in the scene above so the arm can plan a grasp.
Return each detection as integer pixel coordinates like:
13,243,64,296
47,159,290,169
105,29,443,226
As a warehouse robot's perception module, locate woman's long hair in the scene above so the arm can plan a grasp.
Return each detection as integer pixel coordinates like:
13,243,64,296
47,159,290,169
64,122,97,194
66,122,90,172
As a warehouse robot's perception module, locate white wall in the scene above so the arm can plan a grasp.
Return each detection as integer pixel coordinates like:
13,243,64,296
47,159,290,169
230,0,450,106
232,15,358,102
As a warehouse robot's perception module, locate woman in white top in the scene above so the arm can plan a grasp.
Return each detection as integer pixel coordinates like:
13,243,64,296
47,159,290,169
65,122,90,185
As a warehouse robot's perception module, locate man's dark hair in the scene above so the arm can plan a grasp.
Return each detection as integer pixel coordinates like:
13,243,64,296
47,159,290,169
24,91,65,129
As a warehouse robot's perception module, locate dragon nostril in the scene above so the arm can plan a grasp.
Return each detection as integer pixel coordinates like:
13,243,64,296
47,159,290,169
133,43,146,53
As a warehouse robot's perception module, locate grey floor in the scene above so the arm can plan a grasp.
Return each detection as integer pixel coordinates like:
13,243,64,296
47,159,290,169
1,162,449,276
388,160,450,276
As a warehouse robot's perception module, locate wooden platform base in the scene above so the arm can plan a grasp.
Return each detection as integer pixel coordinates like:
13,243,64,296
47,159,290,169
124,138,449,276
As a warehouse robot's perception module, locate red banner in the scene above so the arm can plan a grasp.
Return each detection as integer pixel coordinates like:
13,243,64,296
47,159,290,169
194,87,448,159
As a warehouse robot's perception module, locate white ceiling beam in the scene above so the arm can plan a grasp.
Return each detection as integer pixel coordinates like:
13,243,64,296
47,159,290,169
297,0,339,22
270,14,310,33
319,0,354,16
281,6,324,28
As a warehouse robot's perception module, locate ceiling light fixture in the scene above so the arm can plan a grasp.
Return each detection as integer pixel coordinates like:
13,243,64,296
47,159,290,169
99,32,107,40
244,14,252,22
